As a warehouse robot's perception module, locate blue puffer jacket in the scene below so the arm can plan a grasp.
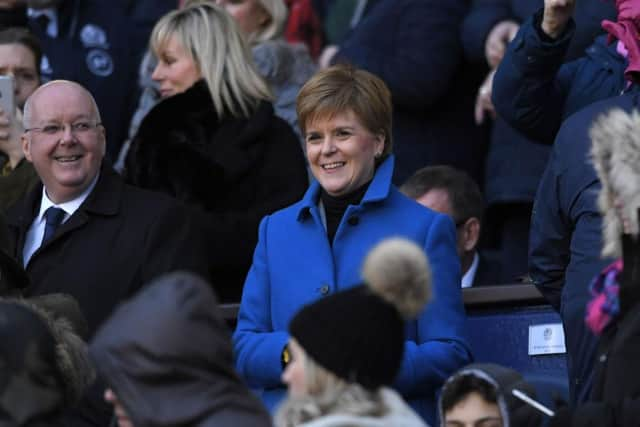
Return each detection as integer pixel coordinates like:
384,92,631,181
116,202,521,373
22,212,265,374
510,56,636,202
233,156,472,425
492,9,633,144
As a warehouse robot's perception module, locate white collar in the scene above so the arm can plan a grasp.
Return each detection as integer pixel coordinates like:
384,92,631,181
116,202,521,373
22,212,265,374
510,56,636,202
37,172,100,224
461,252,479,288
28,7,59,38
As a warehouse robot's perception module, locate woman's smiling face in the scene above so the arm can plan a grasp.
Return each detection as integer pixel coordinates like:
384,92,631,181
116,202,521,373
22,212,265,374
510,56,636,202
305,110,384,197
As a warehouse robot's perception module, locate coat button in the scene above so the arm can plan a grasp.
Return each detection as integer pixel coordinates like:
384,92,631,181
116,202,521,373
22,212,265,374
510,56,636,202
319,285,330,295
347,216,359,226
599,354,607,363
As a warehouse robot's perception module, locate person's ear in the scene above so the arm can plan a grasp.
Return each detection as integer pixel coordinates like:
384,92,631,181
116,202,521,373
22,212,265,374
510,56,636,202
22,134,32,162
374,132,385,158
461,217,480,252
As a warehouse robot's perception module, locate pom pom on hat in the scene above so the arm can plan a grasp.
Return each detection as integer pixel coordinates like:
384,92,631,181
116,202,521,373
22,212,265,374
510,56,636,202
362,237,432,319
289,237,432,389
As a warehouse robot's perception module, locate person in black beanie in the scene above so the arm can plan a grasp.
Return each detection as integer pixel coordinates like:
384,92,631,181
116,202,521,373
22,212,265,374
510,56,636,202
275,237,432,427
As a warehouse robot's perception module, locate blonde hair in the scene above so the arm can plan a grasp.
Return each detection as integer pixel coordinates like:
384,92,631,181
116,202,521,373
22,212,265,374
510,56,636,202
252,0,288,44
151,1,272,119
296,64,393,164
275,344,387,427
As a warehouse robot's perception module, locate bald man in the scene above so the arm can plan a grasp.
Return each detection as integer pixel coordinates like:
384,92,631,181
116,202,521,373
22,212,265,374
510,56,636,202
4,81,211,426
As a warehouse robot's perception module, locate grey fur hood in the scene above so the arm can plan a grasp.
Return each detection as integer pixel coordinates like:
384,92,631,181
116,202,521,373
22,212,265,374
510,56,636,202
590,108,640,258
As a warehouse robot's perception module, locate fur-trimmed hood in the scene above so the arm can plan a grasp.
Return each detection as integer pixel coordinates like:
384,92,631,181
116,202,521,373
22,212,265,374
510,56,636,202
0,296,94,425
590,108,640,258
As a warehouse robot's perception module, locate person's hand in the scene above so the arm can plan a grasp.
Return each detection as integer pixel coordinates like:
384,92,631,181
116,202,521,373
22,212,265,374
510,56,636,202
485,20,519,68
318,45,339,69
475,69,497,125
541,0,576,39
105,389,134,427
0,107,25,169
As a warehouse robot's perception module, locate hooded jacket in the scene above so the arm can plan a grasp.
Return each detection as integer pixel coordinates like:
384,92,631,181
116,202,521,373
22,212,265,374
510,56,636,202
90,271,272,427
0,297,93,427
439,363,542,427
546,105,640,426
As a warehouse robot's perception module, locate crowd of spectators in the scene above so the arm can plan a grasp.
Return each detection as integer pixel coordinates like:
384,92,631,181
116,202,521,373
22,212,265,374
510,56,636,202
1,0,640,426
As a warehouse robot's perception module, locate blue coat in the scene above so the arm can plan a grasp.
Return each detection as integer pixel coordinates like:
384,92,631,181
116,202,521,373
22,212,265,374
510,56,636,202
233,156,472,425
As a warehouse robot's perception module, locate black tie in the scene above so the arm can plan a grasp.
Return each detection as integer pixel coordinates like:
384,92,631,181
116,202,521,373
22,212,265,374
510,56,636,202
41,207,65,246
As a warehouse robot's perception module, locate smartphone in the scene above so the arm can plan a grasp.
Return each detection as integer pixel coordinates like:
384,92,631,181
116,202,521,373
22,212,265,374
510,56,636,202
0,75,15,115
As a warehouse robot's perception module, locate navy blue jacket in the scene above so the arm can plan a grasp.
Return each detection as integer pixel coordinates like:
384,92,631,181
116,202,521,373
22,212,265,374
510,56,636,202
529,95,640,405
28,0,173,159
332,0,487,185
492,10,632,144
462,0,615,64
462,2,615,205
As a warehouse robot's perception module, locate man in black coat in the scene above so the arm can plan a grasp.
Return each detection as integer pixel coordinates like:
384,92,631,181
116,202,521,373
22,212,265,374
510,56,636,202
5,80,211,426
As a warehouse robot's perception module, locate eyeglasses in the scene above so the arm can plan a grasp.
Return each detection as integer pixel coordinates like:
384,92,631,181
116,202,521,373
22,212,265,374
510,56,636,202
25,121,102,137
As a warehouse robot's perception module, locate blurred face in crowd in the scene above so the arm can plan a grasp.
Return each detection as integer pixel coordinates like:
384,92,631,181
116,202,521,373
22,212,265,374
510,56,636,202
26,0,62,9
0,42,39,109
214,0,270,37
22,81,105,204
105,389,134,427
444,392,502,427
281,339,307,397
305,110,384,197
152,34,201,99
416,188,464,257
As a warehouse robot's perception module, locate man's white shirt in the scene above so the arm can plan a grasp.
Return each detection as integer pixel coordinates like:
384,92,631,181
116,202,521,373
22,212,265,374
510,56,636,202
461,252,479,288
22,173,99,266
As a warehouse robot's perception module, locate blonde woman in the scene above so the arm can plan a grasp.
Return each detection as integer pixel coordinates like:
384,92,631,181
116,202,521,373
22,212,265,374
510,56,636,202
123,2,308,302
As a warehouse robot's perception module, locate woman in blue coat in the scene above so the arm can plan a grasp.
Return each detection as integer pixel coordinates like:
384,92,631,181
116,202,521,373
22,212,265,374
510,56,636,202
232,65,472,426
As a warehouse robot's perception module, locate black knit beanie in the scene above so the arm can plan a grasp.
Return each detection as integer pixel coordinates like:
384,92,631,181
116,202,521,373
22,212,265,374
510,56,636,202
288,238,432,390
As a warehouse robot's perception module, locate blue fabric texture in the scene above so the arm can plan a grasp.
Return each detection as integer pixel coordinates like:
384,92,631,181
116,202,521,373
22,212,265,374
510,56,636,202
233,156,471,425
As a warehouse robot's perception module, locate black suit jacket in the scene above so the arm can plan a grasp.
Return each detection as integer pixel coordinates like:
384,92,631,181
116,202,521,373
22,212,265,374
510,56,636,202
6,163,212,427
472,251,503,287
6,163,211,337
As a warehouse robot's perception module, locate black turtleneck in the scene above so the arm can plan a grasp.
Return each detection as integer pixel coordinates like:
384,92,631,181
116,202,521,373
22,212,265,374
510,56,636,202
320,180,371,245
